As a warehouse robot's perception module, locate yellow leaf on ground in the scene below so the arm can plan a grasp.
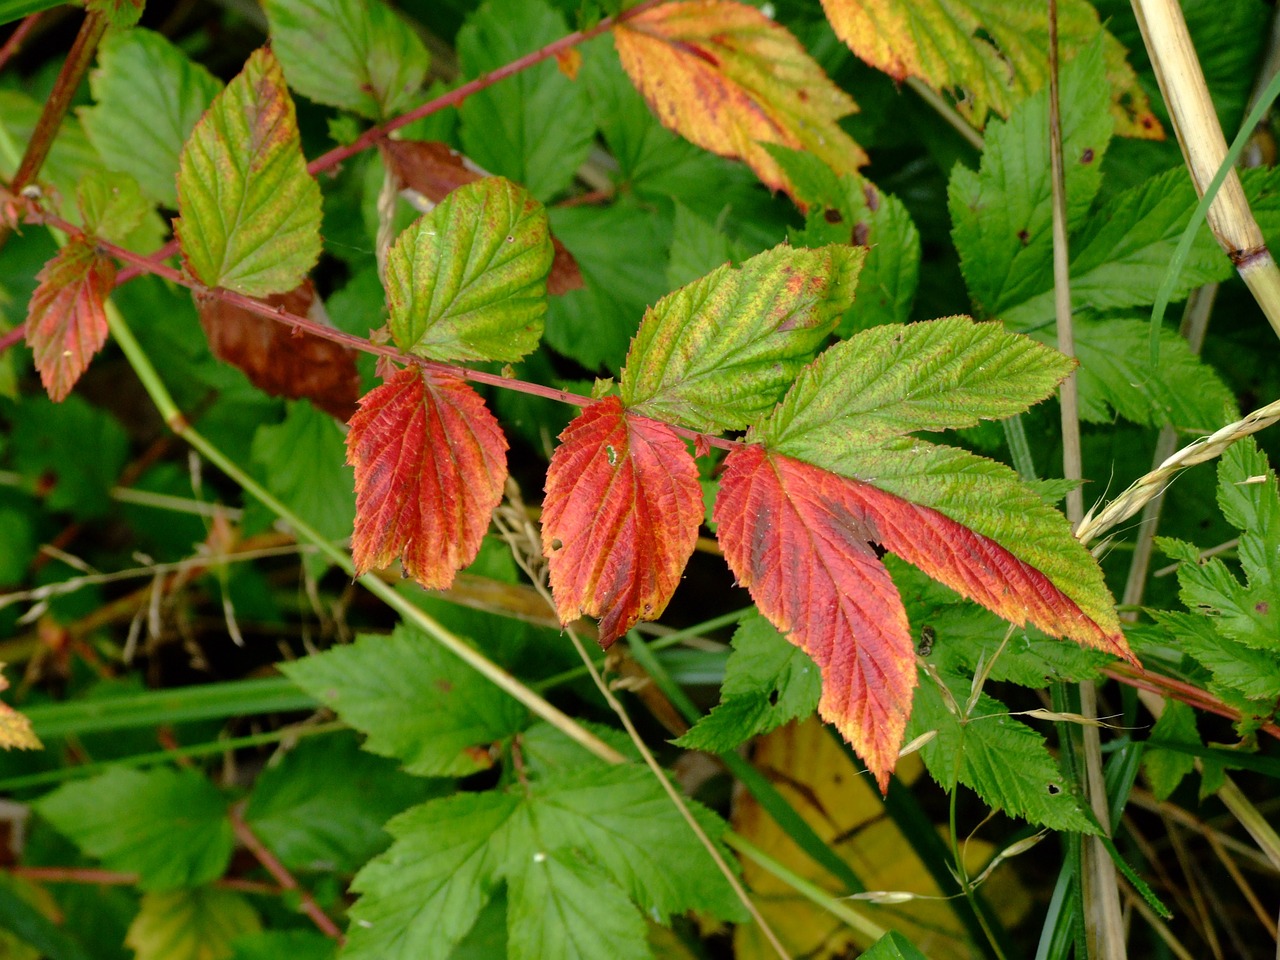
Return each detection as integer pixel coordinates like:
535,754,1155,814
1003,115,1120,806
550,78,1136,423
613,0,868,199
733,716,1031,960
820,0,1162,139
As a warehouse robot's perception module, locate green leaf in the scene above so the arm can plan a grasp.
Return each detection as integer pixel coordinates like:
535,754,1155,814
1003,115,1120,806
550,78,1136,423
384,177,552,361
243,732,442,874
456,0,597,201
0,876,92,960
544,200,670,373
1141,700,1199,801
263,0,430,119
35,768,234,890
949,37,1113,318
281,624,527,777
861,931,931,960
677,612,820,752
1147,610,1280,704
0,501,36,586
84,0,142,27
0,92,99,224
767,144,921,333
174,47,322,297
125,889,260,960
230,930,335,960
763,316,1073,446
75,170,149,245
343,765,743,959
250,401,355,577
665,203,746,291
620,244,863,432
907,672,1097,831
10,394,127,520
1063,317,1236,431
80,27,223,208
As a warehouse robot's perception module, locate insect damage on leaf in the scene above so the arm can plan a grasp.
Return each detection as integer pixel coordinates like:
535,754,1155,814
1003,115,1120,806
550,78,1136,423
542,396,702,646
346,366,508,590
25,238,117,403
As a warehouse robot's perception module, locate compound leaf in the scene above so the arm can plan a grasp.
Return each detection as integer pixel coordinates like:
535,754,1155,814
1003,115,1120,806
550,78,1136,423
80,27,223,207
36,767,234,891
613,0,868,199
282,625,526,777
24,238,116,402
346,366,508,590
821,0,1158,137
175,47,322,297
542,396,702,646
385,177,552,362
264,0,430,119
621,244,862,432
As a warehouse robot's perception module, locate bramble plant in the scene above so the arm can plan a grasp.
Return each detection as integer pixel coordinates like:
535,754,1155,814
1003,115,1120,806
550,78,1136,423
0,0,1279,958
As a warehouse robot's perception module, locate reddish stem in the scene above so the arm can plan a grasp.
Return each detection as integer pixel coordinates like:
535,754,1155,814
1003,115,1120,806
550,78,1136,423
230,804,345,942
0,324,23,354
1106,662,1280,741
9,865,279,895
0,13,40,73
304,0,663,179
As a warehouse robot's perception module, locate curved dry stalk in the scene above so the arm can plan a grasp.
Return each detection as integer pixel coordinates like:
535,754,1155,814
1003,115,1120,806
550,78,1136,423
1077,395,1280,545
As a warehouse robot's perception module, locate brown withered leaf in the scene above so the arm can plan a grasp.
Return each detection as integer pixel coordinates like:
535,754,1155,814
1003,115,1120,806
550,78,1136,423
379,139,584,295
197,279,360,420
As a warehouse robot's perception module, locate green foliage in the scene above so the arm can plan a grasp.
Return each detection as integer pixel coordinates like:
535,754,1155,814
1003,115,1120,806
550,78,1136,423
124,889,259,960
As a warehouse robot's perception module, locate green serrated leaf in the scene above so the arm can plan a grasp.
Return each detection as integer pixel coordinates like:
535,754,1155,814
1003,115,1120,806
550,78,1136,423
175,47,322,297
861,931,930,960
243,732,443,874
1141,700,1199,801
230,930,335,960
1148,610,1280,704
621,244,862,432
767,144,921,334
10,393,128,520
281,624,527,777
125,889,260,960
385,177,552,361
80,28,223,208
457,0,596,201
76,169,149,244
264,0,429,119
949,38,1113,319
1,91,99,224
677,612,820,752
250,401,354,577
665,203,744,291
763,316,1073,447
907,672,1097,832
36,768,234,890
1061,316,1237,431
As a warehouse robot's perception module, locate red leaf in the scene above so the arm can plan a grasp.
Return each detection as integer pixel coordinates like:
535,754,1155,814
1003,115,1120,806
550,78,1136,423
715,444,914,788
346,365,508,589
379,139,583,296
542,396,701,646
197,280,360,420
25,239,117,402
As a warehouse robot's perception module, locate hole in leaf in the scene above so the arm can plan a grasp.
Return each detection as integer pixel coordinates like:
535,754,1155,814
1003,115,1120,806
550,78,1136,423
1047,783,1062,796
768,689,780,706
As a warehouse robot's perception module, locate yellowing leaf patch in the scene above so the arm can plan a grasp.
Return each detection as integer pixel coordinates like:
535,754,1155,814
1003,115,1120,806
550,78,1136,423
613,0,867,199
821,0,1161,138
25,238,116,403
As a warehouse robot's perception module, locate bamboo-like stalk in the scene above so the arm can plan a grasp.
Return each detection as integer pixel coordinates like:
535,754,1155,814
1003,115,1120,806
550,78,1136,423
1130,0,1280,338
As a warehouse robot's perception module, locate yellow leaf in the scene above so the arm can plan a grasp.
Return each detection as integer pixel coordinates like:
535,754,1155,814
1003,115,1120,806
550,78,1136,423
0,666,38,751
820,0,1162,139
733,716,1031,960
613,0,867,199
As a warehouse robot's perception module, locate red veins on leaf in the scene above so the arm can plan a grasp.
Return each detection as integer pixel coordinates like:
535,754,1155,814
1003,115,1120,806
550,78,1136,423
715,445,1132,790
542,396,701,647
346,365,508,590
25,239,117,403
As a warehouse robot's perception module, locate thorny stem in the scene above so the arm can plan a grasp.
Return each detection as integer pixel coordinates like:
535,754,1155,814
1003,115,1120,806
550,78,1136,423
0,10,106,252
230,804,345,942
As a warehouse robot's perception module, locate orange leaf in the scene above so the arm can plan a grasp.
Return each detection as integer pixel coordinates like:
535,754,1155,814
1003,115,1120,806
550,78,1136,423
346,366,508,589
379,140,584,296
197,280,360,420
543,396,701,646
715,444,914,789
613,0,867,199
25,239,117,402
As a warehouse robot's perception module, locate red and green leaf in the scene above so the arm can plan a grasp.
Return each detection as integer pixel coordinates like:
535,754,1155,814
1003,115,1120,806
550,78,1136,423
613,0,868,200
25,238,117,403
174,46,322,297
714,444,915,789
346,366,508,590
384,177,553,362
620,245,863,432
820,0,1161,139
542,396,701,646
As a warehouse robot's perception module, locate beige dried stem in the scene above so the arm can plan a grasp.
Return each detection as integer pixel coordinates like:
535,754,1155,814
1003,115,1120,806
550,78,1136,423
1130,0,1280,338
